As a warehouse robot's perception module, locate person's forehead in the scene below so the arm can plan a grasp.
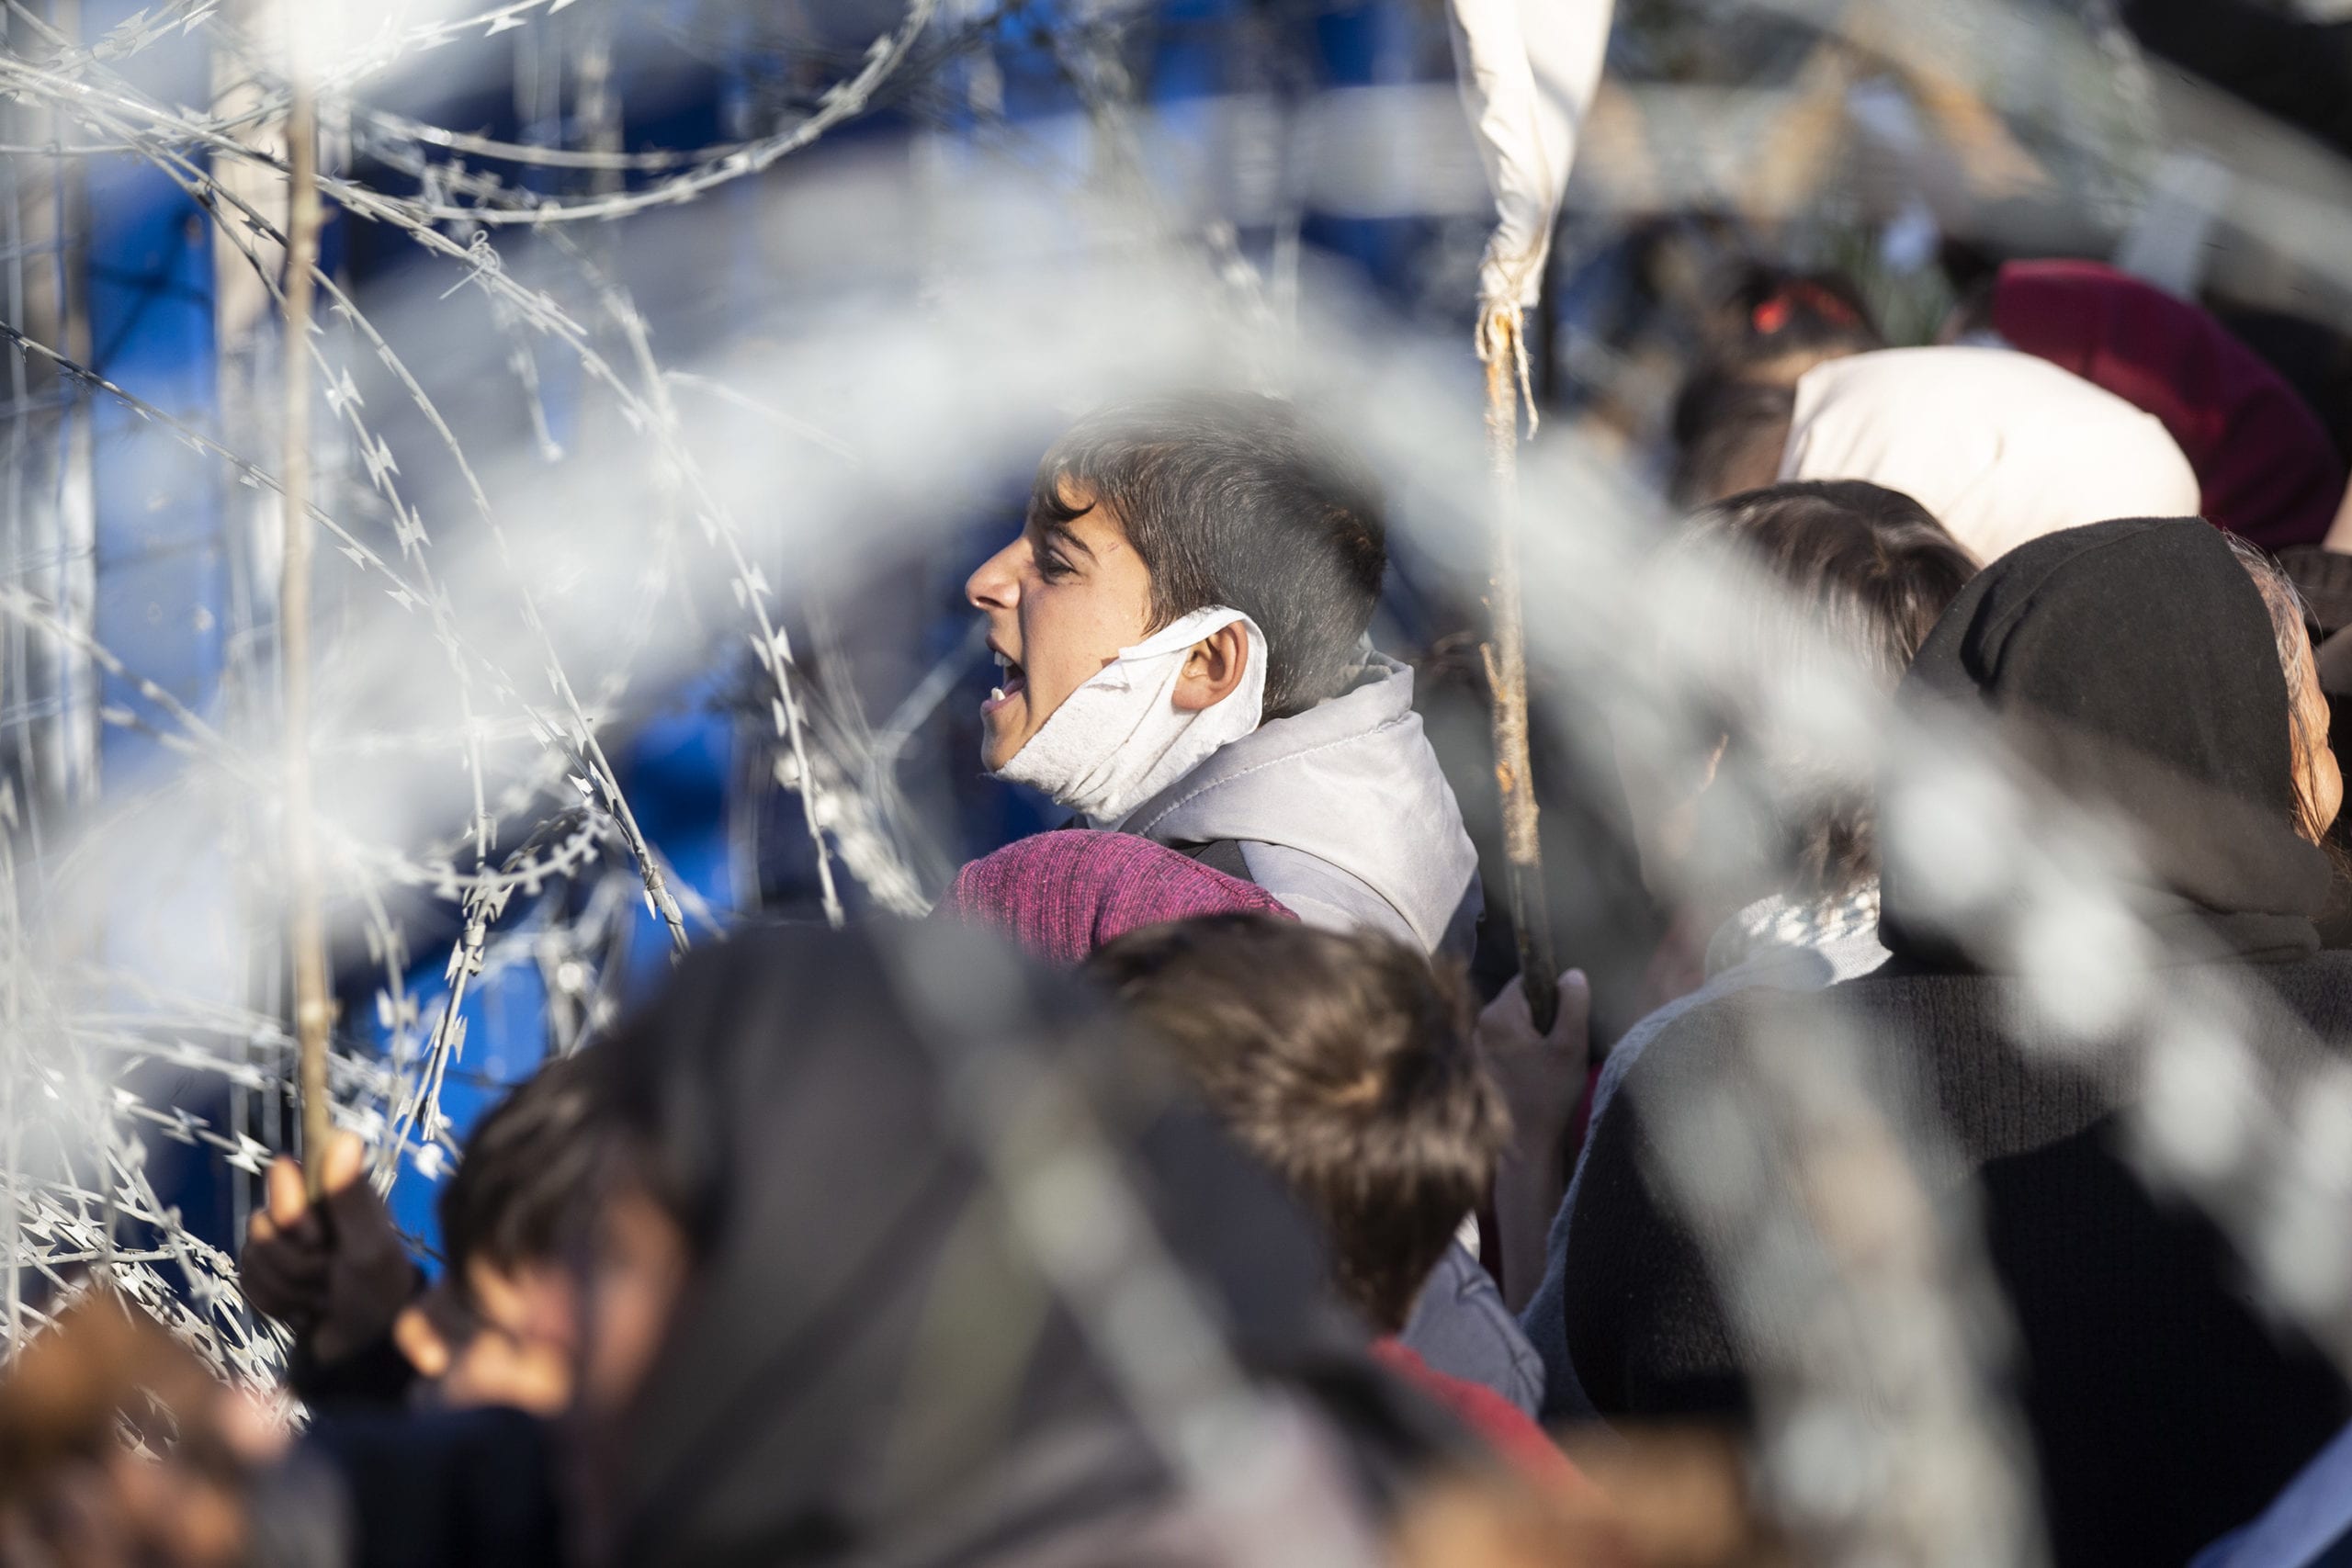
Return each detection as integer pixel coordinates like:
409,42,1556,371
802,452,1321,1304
1030,491,1132,553
1063,503,1129,547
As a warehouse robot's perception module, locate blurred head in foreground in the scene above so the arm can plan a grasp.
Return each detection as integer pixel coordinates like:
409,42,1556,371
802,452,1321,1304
1088,914,1506,1336
392,1052,597,1415
573,919,1462,1568
1623,480,1975,921
0,1292,283,1568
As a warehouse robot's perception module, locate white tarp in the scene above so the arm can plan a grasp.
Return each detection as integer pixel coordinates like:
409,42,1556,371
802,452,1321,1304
1446,0,1614,323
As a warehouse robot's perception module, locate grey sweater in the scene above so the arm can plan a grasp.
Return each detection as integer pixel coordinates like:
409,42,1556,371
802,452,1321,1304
1118,655,1481,958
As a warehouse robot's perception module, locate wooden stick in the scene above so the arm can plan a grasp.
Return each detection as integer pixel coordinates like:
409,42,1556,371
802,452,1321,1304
1479,310,1561,1033
278,73,332,1200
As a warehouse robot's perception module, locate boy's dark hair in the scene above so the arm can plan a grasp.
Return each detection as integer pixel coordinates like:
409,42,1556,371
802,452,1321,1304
1085,914,1506,1335
439,1053,598,1305
1658,480,1976,897
1032,392,1386,720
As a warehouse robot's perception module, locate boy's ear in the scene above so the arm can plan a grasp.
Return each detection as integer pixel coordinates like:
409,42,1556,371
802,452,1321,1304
1172,622,1251,713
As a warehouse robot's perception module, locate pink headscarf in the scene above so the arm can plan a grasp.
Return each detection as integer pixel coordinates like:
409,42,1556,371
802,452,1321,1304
936,830,1295,964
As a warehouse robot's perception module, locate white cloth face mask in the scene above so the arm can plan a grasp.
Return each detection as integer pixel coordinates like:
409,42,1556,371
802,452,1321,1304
990,604,1268,825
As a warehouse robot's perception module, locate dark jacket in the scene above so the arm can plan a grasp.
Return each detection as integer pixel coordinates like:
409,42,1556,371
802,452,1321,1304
595,921,1470,1568
290,1405,563,1568
1544,520,2352,1567
1559,959,2352,1565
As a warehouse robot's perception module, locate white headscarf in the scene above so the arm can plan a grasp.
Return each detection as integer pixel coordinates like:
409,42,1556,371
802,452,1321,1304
1780,346,2202,563
991,605,1269,826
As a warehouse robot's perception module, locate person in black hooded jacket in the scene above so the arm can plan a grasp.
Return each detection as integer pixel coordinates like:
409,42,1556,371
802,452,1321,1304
572,918,1475,1568
1544,517,2352,1567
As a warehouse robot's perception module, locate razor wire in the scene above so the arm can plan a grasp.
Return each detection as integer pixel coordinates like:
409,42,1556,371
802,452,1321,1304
0,8,2346,1568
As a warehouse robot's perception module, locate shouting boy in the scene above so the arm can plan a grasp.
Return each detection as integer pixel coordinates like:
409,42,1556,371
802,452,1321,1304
967,391,1480,955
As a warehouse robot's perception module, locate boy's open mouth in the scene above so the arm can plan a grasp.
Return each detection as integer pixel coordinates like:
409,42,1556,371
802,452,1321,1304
983,647,1025,716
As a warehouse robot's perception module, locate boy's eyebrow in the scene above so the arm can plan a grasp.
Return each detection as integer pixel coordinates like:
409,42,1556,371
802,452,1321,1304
1028,514,1097,559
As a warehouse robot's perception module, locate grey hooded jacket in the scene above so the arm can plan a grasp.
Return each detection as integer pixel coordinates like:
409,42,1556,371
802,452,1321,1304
1115,653,1482,959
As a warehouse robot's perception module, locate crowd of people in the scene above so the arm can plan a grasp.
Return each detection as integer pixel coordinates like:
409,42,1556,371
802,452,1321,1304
8,255,2352,1568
